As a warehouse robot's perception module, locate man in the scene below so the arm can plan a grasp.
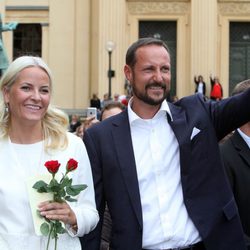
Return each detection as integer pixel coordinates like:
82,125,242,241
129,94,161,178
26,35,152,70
81,38,250,250
220,79,250,249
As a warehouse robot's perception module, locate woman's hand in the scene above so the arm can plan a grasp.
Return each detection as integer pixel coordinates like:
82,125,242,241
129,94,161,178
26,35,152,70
38,201,77,226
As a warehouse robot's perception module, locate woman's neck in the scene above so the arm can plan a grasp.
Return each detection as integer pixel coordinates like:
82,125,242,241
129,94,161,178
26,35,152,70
9,122,44,144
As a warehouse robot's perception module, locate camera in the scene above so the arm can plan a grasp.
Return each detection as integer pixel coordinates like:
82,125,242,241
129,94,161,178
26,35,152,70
87,107,97,119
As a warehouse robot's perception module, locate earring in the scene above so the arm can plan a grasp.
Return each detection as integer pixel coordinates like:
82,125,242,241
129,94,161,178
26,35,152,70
5,104,9,113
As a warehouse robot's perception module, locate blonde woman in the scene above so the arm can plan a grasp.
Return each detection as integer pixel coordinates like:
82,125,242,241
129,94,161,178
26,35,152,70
0,56,99,250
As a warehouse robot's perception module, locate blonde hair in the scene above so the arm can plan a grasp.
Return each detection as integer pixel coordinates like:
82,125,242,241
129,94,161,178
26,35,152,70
0,56,69,150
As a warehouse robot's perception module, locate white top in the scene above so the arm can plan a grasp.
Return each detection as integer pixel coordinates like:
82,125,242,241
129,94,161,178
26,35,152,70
197,82,204,94
128,99,201,249
0,132,99,250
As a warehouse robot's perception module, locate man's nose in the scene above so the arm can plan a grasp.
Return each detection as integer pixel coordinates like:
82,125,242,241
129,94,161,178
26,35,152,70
153,69,163,82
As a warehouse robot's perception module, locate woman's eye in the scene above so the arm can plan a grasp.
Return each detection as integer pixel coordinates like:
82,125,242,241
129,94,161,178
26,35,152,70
21,86,30,91
41,88,50,94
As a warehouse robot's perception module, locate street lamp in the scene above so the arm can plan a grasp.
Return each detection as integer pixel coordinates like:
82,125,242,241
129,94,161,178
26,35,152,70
105,41,116,99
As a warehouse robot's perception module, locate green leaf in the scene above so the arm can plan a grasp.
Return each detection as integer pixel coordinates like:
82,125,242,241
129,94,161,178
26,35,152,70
51,229,57,239
60,176,72,188
54,195,64,203
33,180,48,193
57,188,66,198
40,222,50,236
64,196,77,202
66,184,87,196
48,178,60,192
55,221,66,234
36,209,44,219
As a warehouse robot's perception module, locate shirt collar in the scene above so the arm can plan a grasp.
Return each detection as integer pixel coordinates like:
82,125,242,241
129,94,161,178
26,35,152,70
128,97,173,125
237,128,250,149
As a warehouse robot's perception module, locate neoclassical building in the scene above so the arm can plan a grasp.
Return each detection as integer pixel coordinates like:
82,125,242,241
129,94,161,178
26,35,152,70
1,0,250,109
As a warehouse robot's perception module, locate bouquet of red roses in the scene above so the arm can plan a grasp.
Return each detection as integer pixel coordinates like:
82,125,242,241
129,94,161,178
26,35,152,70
33,158,87,250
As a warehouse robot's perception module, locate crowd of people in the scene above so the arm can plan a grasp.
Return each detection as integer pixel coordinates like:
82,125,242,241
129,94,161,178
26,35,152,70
194,74,223,101
0,37,250,250
68,93,128,139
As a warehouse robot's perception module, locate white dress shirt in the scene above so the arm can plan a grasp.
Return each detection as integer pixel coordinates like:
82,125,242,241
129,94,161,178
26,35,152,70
128,99,201,249
0,132,99,250
238,128,250,148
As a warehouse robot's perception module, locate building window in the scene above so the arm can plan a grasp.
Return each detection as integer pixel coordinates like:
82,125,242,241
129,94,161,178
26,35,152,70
13,23,42,59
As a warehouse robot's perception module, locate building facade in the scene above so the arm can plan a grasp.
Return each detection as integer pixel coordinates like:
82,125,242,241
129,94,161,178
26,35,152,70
1,0,250,109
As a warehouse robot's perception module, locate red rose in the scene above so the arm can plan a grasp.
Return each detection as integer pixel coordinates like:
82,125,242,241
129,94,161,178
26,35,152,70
67,158,78,172
44,160,61,174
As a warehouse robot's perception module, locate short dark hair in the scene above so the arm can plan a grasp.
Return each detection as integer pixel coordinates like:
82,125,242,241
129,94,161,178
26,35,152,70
100,101,125,121
232,79,250,96
125,37,170,68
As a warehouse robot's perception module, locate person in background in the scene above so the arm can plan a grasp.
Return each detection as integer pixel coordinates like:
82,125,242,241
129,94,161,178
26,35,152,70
90,93,101,111
210,75,223,101
0,56,99,250
101,93,110,109
194,75,206,96
99,101,125,250
100,101,125,121
113,93,120,102
75,123,85,138
82,37,250,250
220,79,250,249
69,114,81,133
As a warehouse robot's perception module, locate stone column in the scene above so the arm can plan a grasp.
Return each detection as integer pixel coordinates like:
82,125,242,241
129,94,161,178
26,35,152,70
49,0,91,108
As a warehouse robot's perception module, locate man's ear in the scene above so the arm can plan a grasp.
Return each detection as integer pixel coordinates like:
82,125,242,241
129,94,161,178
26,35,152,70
124,65,132,83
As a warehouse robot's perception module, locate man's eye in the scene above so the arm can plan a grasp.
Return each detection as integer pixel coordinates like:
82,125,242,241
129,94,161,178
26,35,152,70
162,67,170,73
144,68,153,72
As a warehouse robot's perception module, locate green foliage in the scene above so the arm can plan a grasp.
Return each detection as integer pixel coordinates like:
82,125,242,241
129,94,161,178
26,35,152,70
32,180,48,193
32,158,87,250
40,222,50,236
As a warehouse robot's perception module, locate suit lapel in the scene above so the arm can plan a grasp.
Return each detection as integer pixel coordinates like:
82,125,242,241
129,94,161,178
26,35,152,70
168,103,189,145
167,103,194,181
232,131,250,167
111,111,143,228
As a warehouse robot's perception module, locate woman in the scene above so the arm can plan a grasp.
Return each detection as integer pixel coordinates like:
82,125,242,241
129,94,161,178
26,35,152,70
210,75,223,101
0,56,99,250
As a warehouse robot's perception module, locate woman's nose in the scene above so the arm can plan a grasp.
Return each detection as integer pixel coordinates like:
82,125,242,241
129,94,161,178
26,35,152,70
31,90,41,100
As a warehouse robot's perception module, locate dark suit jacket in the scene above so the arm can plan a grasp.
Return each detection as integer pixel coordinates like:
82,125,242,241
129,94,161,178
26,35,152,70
81,89,250,250
220,130,250,247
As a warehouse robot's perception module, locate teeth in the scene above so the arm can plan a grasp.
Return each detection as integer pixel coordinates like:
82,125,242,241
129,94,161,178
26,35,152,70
150,86,162,89
26,105,41,110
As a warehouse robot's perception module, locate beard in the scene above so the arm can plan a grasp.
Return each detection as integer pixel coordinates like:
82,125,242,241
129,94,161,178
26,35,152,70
131,81,169,106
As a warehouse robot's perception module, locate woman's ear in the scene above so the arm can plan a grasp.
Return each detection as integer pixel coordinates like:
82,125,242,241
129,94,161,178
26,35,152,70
2,87,10,104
